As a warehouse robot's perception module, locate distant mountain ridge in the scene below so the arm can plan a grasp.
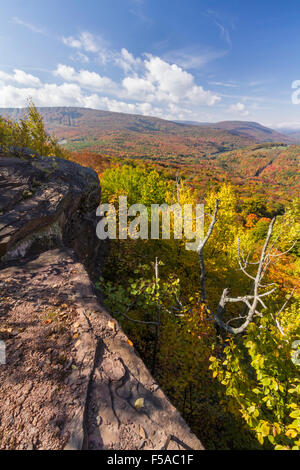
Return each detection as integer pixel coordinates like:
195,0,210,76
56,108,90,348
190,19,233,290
174,119,294,144
272,127,300,143
0,107,294,158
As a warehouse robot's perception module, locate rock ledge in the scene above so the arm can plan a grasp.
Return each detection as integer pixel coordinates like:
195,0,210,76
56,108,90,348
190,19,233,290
0,152,203,450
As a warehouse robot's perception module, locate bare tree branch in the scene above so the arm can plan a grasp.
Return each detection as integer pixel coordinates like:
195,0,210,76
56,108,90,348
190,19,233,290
115,293,159,326
267,239,298,258
210,217,283,335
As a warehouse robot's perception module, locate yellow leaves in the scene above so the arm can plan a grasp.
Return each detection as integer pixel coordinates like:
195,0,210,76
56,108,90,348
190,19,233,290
72,321,80,339
257,433,264,445
289,409,300,419
96,158,300,451
273,424,281,436
134,398,145,410
260,422,270,437
286,429,298,439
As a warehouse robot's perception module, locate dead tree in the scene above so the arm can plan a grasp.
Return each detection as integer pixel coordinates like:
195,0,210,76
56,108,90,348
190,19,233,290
197,201,297,335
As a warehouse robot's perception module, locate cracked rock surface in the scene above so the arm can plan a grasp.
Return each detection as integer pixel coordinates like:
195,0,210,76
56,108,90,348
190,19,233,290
0,249,203,450
0,150,103,278
0,151,202,450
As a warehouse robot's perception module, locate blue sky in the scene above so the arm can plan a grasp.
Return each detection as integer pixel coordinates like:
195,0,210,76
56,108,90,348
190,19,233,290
1,0,300,127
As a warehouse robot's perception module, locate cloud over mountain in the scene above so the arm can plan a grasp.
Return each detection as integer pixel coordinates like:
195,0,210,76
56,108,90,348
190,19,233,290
0,31,220,120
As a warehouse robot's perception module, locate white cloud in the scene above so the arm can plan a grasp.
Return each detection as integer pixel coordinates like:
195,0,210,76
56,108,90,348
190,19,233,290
13,17,45,34
248,81,265,87
114,48,142,74
62,36,82,49
204,10,232,47
0,43,222,121
144,55,220,105
62,32,98,52
215,22,231,47
209,81,237,88
122,76,155,99
0,83,87,108
54,64,115,91
0,69,41,87
0,82,163,118
62,32,110,64
272,121,300,130
145,56,193,96
70,51,90,63
54,55,220,108
60,31,221,108
228,102,249,116
164,46,227,69
0,81,219,122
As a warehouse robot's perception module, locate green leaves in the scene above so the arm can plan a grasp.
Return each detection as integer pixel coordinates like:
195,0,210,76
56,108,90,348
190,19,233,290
0,100,69,159
210,304,300,449
290,409,300,419
101,164,170,208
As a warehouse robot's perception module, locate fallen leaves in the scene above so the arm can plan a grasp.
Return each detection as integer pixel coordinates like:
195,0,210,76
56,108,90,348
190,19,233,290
134,398,144,410
108,320,116,331
0,327,12,334
0,326,18,338
139,425,146,439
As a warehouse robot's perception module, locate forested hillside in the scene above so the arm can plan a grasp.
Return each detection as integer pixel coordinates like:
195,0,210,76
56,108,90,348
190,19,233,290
1,107,291,157
176,120,294,143
97,166,299,450
142,143,300,210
